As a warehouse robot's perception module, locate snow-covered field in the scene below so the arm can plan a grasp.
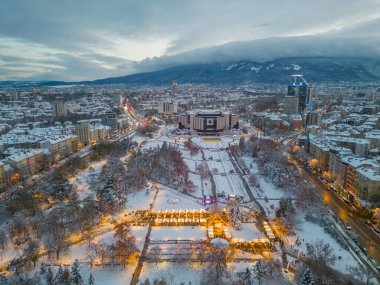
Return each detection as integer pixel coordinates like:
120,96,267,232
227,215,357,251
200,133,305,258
150,226,207,241
153,184,205,211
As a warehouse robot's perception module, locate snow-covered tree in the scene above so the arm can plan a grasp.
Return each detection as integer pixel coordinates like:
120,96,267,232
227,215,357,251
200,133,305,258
53,265,64,284
275,197,296,220
88,273,95,285
300,267,314,285
41,171,74,201
46,266,54,285
39,263,47,276
71,259,83,285
96,176,126,213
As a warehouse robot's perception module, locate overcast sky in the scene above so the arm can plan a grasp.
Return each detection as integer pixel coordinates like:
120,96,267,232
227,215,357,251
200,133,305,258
1,0,380,81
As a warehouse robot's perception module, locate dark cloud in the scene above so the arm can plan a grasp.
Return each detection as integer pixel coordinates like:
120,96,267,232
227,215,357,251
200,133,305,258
0,0,379,80
134,36,380,73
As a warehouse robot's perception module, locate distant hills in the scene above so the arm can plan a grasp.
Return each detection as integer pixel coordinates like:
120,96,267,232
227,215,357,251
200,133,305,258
84,57,380,85
1,57,380,87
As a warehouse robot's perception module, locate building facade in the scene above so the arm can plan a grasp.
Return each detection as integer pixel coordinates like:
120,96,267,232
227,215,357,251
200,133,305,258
158,102,178,115
51,100,67,117
178,110,239,133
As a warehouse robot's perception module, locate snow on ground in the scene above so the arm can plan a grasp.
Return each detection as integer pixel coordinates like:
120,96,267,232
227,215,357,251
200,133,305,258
31,264,135,285
40,225,148,268
192,136,235,149
81,266,135,285
180,149,204,162
139,262,204,284
231,223,266,242
288,217,358,273
69,159,106,200
141,138,163,150
153,184,205,211
241,156,292,219
150,226,207,241
139,261,260,284
240,155,360,274
126,187,156,211
188,172,212,198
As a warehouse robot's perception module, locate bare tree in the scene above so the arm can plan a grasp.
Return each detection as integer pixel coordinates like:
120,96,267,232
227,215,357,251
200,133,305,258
305,240,336,267
304,240,340,284
23,240,40,267
349,264,377,285
0,231,6,250
95,243,109,267
44,212,69,260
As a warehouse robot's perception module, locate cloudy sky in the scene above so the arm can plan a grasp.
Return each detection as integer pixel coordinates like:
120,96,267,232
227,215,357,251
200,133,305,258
1,0,380,81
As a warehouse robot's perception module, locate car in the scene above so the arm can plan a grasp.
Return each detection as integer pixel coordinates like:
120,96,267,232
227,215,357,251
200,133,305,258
346,225,352,231
373,228,380,234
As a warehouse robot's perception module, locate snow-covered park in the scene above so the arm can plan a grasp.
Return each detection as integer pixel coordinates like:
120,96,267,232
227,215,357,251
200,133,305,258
0,127,370,285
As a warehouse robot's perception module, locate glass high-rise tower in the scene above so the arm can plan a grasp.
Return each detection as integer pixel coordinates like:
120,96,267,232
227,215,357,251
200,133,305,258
287,75,313,113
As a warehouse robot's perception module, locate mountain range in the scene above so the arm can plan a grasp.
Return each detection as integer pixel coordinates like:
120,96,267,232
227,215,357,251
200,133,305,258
1,57,380,87
84,57,380,85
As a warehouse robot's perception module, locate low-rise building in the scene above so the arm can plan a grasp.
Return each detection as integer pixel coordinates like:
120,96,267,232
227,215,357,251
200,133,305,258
40,135,78,162
4,149,44,179
355,166,380,201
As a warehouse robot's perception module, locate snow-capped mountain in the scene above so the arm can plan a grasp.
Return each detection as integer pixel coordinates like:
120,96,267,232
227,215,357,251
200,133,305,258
84,57,380,85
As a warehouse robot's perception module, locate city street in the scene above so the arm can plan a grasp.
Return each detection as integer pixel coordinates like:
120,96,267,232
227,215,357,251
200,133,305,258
294,156,380,263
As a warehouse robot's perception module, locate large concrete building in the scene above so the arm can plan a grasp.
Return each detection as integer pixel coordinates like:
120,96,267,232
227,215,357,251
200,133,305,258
51,100,67,117
104,111,118,132
178,110,239,133
75,122,91,144
158,102,178,115
283,96,299,115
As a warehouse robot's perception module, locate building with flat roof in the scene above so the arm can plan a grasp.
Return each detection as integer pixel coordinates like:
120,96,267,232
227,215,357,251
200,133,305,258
158,102,178,115
51,100,67,117
178,110,239,133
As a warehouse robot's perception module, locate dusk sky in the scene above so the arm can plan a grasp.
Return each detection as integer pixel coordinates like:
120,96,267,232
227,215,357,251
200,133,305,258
1,0,380,81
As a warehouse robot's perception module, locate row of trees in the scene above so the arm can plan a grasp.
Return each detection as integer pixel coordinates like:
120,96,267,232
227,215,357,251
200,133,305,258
4,260,94,285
